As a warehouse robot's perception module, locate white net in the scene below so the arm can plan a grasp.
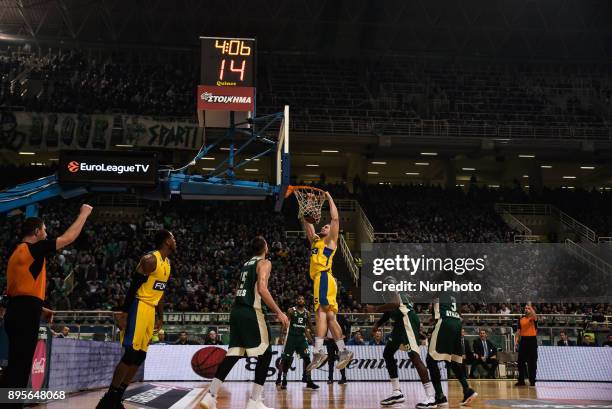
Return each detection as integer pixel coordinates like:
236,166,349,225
289,186,326,224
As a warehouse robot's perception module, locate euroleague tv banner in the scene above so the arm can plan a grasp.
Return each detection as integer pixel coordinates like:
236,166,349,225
144,345,446,382
197,85,255,112
58,150,158,187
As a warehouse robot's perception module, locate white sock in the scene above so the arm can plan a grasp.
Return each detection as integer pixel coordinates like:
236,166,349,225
390,378,401,392
423,381,435,398
315,337,324,352
251,383,263,402
335,339,345,351
209,378,222,397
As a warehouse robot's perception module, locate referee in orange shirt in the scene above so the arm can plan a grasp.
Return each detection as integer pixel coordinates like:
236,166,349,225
515,303,538,386
2,204,92,393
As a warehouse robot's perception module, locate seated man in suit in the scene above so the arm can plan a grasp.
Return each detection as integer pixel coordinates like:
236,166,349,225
557,331,576,346
471,329,498,379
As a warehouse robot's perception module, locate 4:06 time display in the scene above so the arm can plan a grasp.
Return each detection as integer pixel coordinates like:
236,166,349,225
200,37,256,88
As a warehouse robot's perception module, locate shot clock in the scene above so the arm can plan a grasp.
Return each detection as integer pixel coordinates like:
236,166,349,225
200,37,256,88
198,36,256,123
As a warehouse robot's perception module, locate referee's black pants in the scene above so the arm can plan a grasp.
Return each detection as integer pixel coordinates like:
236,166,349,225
517,336,538,385
325,339,346,381
3,296,42,389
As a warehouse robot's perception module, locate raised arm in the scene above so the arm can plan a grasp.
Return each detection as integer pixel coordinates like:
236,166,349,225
325,191,339,242
302,218,318,243
256,259,289,328
56,204,93,250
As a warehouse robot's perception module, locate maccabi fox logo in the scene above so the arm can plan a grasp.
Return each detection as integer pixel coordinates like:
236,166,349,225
67,161,80,173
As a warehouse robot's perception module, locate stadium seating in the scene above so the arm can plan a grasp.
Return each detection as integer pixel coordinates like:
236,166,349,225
2,47,610,138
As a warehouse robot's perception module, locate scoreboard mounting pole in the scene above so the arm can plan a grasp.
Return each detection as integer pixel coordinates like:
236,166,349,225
197,36,256,128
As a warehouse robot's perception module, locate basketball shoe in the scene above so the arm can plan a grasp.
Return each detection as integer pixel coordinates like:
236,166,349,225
416,396,437,408
336,349,354,370
246,399,274,409
306,351,328,371
459,389,478,406
380,390,405,406
199,392,216,409
435,395,449,407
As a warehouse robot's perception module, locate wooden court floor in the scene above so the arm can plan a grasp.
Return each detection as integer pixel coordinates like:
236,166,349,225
37,380,612,409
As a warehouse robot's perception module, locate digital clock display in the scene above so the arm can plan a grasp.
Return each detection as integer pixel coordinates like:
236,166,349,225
200,37,256,88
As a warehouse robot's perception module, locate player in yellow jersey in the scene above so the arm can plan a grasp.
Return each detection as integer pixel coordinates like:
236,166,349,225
303,191,353,372
97,229,176,409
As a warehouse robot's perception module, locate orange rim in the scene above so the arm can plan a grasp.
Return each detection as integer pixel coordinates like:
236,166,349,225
284,185,325,198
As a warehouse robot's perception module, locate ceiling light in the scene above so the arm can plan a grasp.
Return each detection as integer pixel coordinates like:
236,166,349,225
321,149,338,153
420,152,437,156
368,171,379,175
245,168,259,172
115,144,133,148
580,166,595,170
371,161,387,165
306,164,319,167
522,175,529,178
201,167,215,171
541,165,552,169
405,172,420,176
519,154,535,158
462,167,476,171
415,162,429,166
201,157,215,160
562,176,576,179
19,152,35,155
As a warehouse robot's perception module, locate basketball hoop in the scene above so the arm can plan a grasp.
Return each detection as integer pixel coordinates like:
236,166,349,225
285,185,326,224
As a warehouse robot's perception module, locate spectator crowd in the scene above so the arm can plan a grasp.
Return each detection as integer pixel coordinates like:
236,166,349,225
2,47,610,135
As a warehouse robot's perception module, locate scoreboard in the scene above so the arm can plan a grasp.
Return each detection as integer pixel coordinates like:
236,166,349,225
198,36,256,115
200,37,256,88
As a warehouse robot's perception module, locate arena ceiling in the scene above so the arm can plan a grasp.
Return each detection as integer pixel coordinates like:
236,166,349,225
0,0,611,59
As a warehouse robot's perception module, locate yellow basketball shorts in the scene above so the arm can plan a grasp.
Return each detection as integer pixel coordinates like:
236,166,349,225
121,299,155,352
313,270,338,313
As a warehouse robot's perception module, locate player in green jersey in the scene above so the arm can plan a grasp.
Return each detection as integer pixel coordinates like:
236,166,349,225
367,289,436,408
427,294,477,407
200,236,289,409
275,295,320,390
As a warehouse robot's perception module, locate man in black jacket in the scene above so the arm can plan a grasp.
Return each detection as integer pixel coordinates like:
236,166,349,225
557,331,576,346
471,329,498,379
